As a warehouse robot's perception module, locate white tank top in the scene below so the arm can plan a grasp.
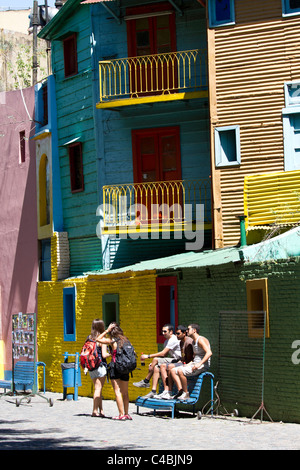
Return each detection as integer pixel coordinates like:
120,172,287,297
193,336,211,367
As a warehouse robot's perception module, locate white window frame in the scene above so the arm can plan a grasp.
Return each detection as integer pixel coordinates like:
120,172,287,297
284,80,300,108
282,0,300,17
282,81,300,171
214,125,241,168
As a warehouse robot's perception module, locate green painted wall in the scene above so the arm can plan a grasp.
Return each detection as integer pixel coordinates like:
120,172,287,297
176,257,300,423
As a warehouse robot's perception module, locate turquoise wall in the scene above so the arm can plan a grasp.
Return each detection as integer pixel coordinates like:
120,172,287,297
90,1,211,269
92,1,209,190
49,1,210,273
51,5,102,272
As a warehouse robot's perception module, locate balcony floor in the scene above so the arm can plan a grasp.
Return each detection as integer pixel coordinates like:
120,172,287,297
102,221,212,236
96,90,208,109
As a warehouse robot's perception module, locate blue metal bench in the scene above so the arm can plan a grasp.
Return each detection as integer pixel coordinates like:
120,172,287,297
0,379,12,393
135,371,214,419
0,361,46,395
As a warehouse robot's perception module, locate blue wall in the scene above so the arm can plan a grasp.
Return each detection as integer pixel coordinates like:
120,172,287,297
92,1,210,191
90,1,211,269
51,4,102,272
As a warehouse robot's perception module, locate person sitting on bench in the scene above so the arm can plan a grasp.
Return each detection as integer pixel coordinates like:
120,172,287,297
133,324,181,399
168,323,212,401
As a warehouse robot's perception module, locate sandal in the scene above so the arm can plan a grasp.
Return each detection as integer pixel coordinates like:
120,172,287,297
123,414,132,420
112,415,126,420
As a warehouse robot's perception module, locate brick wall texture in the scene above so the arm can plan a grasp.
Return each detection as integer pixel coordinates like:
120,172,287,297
37,257,300,423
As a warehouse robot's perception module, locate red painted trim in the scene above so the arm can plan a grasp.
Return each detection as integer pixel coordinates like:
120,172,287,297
156,276,178,344
63,33,78,78
132,126,181,183
126,2,177,57
69,142,84,193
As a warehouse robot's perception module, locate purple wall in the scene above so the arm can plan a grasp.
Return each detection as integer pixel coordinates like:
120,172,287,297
0,86,38,371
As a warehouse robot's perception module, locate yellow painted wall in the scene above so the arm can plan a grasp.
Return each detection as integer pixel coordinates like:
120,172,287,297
37,271,157,401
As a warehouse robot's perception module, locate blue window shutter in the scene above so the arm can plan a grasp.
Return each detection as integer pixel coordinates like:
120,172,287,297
63,286,76,341
208,0,235,27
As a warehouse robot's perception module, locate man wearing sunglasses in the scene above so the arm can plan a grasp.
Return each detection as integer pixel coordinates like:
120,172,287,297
154,325,194,399
168,323,212,401
133,324,181,398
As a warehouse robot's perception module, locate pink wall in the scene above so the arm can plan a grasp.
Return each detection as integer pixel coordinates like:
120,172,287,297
0,86,38,371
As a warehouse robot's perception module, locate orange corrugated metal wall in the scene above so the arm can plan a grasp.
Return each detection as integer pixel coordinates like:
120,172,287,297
211,0,300,246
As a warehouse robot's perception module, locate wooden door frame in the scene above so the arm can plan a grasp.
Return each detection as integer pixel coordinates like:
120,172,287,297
126,2,177,58
132,126,182,183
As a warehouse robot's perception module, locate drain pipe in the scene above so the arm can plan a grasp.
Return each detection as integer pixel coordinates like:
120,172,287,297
236,215,247,247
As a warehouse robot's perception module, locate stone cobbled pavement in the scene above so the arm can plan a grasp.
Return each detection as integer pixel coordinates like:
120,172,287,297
0,392,299,452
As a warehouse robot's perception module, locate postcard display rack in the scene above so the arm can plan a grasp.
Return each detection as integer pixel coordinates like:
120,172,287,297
12,312,53,406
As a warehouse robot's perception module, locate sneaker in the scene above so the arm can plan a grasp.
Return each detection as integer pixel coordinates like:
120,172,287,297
143,391,156,399
133,380,150,388
162,392,173,400
177,392,190,401
173,389,183,399
154,390,171,399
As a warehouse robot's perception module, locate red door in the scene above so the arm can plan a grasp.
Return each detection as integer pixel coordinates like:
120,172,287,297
132,127,182,223
126,3,177,95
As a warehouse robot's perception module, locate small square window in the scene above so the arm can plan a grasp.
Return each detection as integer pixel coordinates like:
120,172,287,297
208,0,235,28
19,130,26,163
63,34,78,78
284,81,300,107
282,0,300,16
63,286,76,341
68,142,84,193
214,125,240,167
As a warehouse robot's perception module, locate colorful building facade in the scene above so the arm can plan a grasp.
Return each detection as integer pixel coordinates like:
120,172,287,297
35,0,213,402
36,227,300,422
33,0,300,422
207,0,300,248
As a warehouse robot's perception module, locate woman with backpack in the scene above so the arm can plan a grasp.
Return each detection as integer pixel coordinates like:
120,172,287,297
97,322,133,420
88,319,110,417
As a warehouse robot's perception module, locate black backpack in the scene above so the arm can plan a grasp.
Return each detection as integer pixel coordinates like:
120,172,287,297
115,339,137,375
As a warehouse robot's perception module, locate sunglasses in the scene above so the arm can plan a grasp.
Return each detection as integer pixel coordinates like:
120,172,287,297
175,332,182,336
161,330,168,333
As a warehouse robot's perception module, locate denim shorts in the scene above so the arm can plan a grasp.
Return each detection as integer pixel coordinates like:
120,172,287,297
89,364,107,379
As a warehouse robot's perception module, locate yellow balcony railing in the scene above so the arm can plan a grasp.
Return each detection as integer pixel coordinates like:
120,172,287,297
244,169,300,230
101,179,211,235
98,49,207,107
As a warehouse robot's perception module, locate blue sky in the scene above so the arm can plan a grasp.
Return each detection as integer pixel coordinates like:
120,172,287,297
0,1,56,8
